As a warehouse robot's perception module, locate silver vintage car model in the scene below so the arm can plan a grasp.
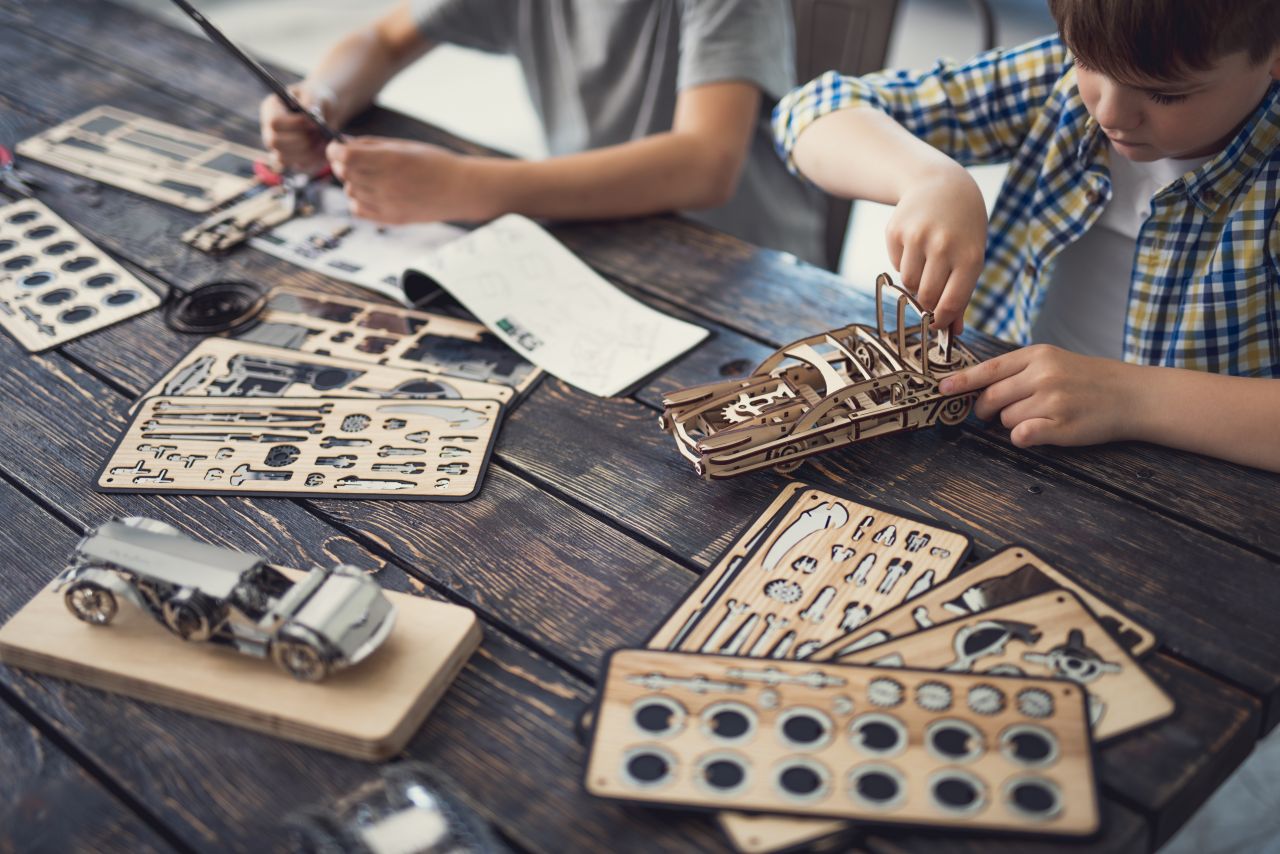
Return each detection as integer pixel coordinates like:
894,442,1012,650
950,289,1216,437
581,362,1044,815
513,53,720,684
55,516,396,681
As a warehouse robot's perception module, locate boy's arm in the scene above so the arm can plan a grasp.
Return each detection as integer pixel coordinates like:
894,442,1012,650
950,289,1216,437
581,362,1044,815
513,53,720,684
940,345,1280,473
261,3,432,173
326,80,762,223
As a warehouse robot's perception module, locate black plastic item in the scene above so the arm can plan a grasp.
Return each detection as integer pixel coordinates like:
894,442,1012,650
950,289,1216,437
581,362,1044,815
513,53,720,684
165,279,267,334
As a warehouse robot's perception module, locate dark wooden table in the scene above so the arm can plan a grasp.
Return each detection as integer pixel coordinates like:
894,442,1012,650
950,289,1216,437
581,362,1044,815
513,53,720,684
2,1,1278,851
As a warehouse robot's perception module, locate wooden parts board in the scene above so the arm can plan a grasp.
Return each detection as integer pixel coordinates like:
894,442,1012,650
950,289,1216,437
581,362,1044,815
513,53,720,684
650,486,972,660
585,649,1099,836
812,545,1157,662
0,568,482,760
0,198,161,351
836,591,1175,742
17,106,262,213
141,337,514,410
98,396,501,500
231,287,543,395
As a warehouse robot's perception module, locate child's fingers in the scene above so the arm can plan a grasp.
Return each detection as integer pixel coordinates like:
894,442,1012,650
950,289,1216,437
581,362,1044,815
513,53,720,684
1010,417,1057,448
898,244,925,293
933,268,977,332
916,256,948,314
973,372,1034,421
993,392,1043,429
885,230,905,275
939,349,1029,395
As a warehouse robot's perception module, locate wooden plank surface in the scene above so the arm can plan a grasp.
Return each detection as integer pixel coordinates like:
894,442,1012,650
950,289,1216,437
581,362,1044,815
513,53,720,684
0,0,1276,851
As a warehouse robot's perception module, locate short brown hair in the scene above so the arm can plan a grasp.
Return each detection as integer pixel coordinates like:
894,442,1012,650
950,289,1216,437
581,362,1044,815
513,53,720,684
1049,0,1280,82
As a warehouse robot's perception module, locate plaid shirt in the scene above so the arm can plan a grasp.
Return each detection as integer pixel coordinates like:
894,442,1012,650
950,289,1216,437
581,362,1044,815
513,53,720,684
773,35,1280,377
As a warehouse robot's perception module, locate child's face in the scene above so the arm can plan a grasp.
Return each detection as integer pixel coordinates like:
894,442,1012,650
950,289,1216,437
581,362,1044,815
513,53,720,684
1075,49,1280,161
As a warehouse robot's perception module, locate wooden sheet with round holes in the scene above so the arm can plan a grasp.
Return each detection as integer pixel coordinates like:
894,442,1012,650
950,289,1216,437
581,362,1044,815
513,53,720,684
98,396,501,500
0,198,161,351
585,649,1099,836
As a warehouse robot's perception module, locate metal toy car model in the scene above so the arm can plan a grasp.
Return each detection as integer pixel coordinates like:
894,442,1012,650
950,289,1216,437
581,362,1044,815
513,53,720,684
658,274,979,479
55,516,396,681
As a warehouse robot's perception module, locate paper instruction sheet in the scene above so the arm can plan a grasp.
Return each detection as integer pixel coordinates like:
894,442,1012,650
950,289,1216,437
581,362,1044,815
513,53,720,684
404,215,708,397
251,185,465,306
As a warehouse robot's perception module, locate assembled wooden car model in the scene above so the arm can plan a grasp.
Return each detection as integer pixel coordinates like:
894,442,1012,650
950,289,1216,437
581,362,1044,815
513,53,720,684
55,516,395,681
658,274,978,479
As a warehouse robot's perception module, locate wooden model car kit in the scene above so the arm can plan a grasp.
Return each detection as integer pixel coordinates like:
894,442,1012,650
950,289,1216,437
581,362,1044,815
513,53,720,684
659,274,978,479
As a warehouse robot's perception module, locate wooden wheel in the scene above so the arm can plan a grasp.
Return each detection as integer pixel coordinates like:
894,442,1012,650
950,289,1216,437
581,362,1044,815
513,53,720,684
938,393,974,426
64,581,117,625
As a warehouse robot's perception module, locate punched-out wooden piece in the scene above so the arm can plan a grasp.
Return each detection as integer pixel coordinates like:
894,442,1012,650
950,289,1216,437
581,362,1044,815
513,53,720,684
659,274,978,480
99,396,502,500
230,287,543,395
0,567,480,760
0,198,162,351
585,649,1099,836
835,590,1175,741
812,545,1157,661
17,106,262,212
138,337,514,415
650,486,971,660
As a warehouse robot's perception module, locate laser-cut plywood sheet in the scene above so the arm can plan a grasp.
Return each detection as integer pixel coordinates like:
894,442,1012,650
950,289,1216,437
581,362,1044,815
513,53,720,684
98,396,501,500
17,106,262,212
0,199,161,351
586,649,1099,836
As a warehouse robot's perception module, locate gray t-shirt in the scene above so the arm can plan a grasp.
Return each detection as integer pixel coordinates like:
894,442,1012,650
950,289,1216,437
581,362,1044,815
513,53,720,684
410,0,825,266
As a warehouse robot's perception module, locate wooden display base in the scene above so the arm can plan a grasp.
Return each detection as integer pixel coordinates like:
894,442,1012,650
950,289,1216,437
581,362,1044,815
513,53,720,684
0,571,481,760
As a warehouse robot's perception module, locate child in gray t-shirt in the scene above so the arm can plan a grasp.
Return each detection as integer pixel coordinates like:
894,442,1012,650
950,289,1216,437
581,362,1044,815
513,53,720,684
260,0,824,266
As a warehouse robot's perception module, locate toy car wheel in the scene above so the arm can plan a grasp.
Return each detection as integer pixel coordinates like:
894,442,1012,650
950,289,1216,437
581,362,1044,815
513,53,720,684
769,444,806,475
272,632,331,682
64,581,118,625
938,393,974,426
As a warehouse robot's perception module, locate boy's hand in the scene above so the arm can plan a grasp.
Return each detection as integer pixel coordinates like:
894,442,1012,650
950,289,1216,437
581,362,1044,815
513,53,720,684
939,345,1140,448
259,83,337,176
886,163,987,333
326,137,484,224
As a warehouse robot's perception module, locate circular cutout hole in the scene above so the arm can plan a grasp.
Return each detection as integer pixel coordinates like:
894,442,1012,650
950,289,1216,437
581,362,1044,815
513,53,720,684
38,288,76,306
930,770,987,815
774,759,829,801
0,239,15,253
1000,725,1059,768
849,713,907,757
6,210,39,224
83,273,118,289
3,255,35,271
848,763,905,809
104,289,139,307
702,701,757,744
1005,776,1062,821
621,746,675,789
61,256,98,273
24,225,57,240
777,707,833,750
631,696,685,738
696,752,750,795
926,719,986,763
18,271,55,289
58,305,97,324
44,241,78,257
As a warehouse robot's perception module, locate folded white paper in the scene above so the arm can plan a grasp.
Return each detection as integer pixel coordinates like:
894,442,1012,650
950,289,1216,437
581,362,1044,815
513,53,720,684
404,215,709,397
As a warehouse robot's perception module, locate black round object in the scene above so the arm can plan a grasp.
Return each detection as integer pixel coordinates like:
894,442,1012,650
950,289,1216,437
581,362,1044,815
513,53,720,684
38,288,75,305
782,713,826,745
635,703,674,733
0,239,14,253
626,752,669,783
104,290,139,306
6,210,39,224
44,240,77,256
25,225,57,240
935,777,979,809
931,726,974,759
1009,731,1053,762
856,771,899,803
779,765,822,796
703,760,745,790
165,280,267,335
710,709,750,739
859,721,900,751
84,273,117,288
60,256,97,273
3,255,34,271
1011,781,1057,814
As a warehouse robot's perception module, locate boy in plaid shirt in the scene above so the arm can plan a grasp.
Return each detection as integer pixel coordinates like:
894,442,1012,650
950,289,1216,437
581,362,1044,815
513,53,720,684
774,0,1280,471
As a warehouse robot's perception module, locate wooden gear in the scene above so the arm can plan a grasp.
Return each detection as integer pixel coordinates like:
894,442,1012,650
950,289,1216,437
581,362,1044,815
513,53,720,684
0,567,480,760
0,198,161,351
659,274,978,480
17,106,262,213
585,649,1100,836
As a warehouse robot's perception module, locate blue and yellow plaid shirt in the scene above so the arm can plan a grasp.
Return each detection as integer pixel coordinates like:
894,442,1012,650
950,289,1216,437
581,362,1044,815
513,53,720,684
774,35,1280,377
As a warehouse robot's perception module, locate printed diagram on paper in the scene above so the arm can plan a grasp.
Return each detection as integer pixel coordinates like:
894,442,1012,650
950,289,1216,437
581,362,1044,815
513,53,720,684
251,186,465,305
405,215,709,397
